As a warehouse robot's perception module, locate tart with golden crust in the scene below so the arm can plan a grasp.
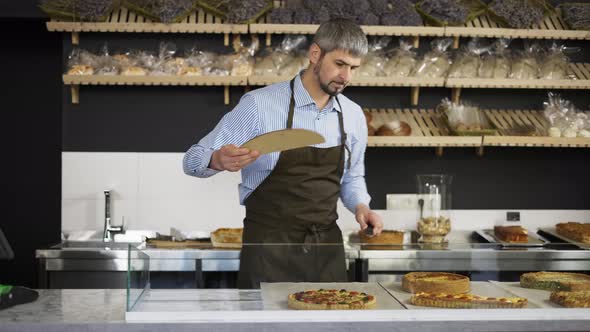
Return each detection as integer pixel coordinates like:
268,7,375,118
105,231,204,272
359,230,404,249
402,272,470,294
550,291,590,308
520,272,590,291
210,228,243,249
411,292,528,309
288,289,376,310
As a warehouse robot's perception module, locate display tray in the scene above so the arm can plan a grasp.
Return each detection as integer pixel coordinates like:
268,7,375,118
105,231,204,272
489,281,563,309
380,281,540,309
539,228,590,250
476,229,547,247
260,282,405,310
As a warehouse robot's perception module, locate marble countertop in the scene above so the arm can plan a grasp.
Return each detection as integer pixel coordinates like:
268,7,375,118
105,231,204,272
0,289,126,323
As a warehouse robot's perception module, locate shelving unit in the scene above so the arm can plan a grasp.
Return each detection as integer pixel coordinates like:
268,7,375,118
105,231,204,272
63,75,248,104
364,108,590,154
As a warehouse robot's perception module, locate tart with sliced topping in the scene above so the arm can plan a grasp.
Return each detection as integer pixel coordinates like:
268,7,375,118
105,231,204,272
288,289,376,310
403,272,470,294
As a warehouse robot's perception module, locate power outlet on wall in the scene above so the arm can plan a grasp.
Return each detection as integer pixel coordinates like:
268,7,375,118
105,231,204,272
507,211,520,222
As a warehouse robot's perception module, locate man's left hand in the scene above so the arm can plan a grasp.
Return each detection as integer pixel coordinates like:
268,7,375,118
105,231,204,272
355,204,383,236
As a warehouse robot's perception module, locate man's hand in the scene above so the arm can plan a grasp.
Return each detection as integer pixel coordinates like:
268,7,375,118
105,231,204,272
355,204,383,236
210,145,260,172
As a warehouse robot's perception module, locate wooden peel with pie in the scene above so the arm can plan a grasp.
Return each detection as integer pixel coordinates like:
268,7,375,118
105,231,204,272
240,129,325,155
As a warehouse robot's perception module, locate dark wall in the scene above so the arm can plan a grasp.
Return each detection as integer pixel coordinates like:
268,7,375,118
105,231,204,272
0,18,61,288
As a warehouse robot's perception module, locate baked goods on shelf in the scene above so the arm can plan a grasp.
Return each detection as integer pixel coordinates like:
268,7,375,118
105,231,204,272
359,230,404,249
67,65,94,75
410,292,528,309
493,225,528,243
556,222,590,244
520,272,590,291
210,228,243,249
375,121,412,136
121,66,147,76
288,289,376,310
402,272,470,294
417,216,451,243
550,291,590,308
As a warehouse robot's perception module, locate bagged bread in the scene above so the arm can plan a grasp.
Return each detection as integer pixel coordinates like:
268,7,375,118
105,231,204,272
383,39,417,78
412,38,453,78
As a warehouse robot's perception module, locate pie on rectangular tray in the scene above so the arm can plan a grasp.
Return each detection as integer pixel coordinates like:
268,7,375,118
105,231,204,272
288,289,376,310
402,272,470,294
410,292,528,309
493,225,528,243
556,222,590,244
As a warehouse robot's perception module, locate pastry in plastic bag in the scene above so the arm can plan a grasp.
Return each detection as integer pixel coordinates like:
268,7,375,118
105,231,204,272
67,65,95,75
509,43,540,80
412,39,453,78
121,66,147,76
383,39,417,78
357,37,390,77
66,48,98,75
539,43,574,80
448,38,487,78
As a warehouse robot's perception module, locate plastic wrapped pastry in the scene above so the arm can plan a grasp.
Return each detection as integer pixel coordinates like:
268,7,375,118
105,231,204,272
478,39,511,79
357,37,391,77
448,38,487,78
543,92,589,137
509,42,540,80
383,39,417,78
412,38,453,78
94,44,119,76
66,48,98,75
539,42,574,80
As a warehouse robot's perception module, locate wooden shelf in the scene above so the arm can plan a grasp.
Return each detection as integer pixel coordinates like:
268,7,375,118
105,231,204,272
446,10,590,40
63,75,247,86
250,23,446,37
63,74,247,105
365,108,590,150
46,7,248,33
366,108,482,148
447,63,590,90
248,76,445,87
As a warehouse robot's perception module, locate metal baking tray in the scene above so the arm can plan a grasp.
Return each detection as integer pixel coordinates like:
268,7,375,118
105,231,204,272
538,228,590,250
381,281,540,309
475,229,547,247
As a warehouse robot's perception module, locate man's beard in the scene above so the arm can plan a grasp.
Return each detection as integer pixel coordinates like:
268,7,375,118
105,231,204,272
313,60,346,97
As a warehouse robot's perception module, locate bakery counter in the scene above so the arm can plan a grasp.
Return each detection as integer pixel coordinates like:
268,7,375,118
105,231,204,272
2,288,589,332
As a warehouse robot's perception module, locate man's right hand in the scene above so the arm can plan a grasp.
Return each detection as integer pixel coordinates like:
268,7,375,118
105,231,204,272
209,145,260,172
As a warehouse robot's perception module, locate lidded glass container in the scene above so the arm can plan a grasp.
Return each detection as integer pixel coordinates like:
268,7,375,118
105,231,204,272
416,174,453,243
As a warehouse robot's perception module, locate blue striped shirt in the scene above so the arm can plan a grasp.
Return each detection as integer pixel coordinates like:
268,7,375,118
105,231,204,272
183,72,371,213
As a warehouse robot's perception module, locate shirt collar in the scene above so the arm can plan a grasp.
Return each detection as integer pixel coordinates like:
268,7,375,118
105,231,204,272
293,71,342,113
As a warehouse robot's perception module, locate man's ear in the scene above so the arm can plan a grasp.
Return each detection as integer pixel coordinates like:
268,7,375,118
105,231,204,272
308,43,322,65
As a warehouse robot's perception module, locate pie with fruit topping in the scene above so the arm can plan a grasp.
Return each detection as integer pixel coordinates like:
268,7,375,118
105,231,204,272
550,290,590,308
411,292,528,308
288,289,376,310
402,272,470,294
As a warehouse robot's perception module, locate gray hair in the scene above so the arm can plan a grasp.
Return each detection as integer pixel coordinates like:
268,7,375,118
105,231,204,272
312,18,368,58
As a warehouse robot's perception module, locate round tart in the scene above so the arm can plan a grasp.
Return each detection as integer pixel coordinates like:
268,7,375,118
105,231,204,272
288,289,376,310
402,272,470,294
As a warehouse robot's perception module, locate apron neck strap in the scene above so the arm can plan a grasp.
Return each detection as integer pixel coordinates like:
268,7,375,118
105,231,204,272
288,77,351,169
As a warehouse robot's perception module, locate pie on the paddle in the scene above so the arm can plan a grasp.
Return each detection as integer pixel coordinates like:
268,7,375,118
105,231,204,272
288,289,376,310
402,272,470,294
410,292,528,308
494,225,528,243
520,271,590,291
556,222,590,244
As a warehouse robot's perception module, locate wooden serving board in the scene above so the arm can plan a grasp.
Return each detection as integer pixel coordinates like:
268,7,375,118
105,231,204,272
241,129,325,155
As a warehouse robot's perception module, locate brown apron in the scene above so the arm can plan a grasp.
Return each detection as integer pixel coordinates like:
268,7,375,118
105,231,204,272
237,78,349,289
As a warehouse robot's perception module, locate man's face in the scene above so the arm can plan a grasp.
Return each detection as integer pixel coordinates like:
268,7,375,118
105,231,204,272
312,48,361,96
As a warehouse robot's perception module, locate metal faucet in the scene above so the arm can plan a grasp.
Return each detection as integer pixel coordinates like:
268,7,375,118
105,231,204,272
103,190,124,242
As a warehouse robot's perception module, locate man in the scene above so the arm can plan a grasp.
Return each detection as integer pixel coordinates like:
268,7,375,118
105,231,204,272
183,19,383,289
